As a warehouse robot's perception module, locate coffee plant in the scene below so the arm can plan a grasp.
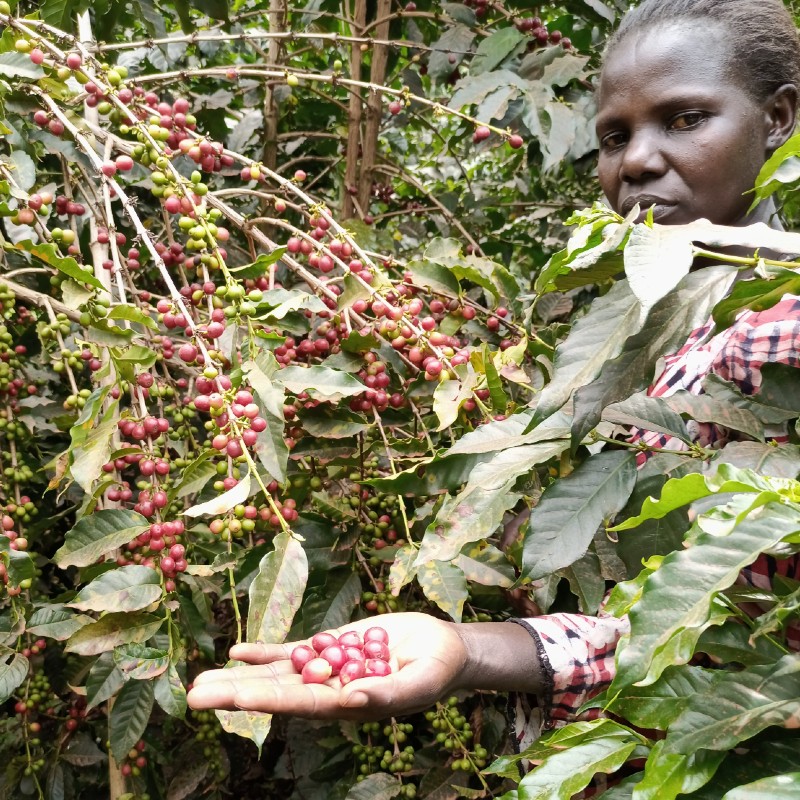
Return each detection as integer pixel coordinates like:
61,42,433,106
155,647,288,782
0,0,798,797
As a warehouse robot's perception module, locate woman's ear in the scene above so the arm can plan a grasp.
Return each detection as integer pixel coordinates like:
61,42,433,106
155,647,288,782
766,83,798,152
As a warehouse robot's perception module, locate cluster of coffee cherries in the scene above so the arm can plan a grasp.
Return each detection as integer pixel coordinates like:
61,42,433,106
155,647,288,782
120,740,148,778
425,697,488,772
290,627,391,685
189,708,227,782
514,15,572,50
354,720,416,790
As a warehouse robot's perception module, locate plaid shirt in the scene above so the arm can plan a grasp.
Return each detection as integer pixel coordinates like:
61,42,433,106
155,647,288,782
512,294,800,752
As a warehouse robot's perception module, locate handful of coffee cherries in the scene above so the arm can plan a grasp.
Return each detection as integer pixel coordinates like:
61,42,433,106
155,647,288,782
291,627,392,685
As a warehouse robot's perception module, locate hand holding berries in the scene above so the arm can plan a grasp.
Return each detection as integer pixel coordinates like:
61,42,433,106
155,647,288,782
187,613,470,721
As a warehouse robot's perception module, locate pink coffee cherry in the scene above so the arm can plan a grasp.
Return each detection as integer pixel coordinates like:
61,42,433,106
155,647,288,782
339,659,366,685
301,657,332,684
311,632,338,654
290,644,317,673
363,640,390,661
338,631,363,649
365,659,392,678
319,644,347,676
363,626,389,645
344,646,365,663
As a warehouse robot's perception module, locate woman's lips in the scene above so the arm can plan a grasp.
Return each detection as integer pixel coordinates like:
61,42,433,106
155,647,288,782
620,196,677,223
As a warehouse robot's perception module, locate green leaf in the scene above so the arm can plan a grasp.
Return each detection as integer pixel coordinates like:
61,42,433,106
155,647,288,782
241,352,289,482
449,410,570,456
623,224,695,317
247,531,308,645
154,663,187,718
215,706,274,755
571,266,738,446
54,509,150,568
64,612,163,656
303,572,362,633
0,646,28,704
664,654,800,754
110,679,155,763
558,549,605,613
514,721,644,800
714,441,800,478
0,52,44,79
5,240,104,289
691,741,800,800
605,665,717,730
433,366,479,430
631,742,725,800
722,772,800,799
70,407,119,493
86,653,125,710
27,605,93,641
274,364,365,403
106,305,158,330
713,273,800,329
610,466,768,532
602,392,690,444
255,287,327,321
388,543,418,595
68,565,161,614
522,451,637,580
406,259,461,296
344,772,400,800
664,391,764,441
532,280,641,425
416,559,468,621
697,619,787,667
456,543,515,588
470,27,527,74
229,248,286,280
429,24,477,81
184,470,250,518
168,450,216,501
612,502,800,691
416,441,568,566
114,643,169,680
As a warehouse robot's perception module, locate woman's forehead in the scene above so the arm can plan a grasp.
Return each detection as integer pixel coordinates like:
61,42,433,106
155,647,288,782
598,24,736,106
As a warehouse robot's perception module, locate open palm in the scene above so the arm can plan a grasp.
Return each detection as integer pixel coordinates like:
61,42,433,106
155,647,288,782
187,613,467,721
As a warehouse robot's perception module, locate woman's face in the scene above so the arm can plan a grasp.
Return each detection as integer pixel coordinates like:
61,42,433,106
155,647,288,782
596,26,778,227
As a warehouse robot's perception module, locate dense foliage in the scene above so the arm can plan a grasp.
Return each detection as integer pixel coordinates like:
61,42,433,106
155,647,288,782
0,0,799,798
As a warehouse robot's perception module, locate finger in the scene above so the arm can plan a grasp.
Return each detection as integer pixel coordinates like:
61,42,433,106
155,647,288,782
192,661,296,687
230,680,349,719
228,642,294,664
188,671,305,710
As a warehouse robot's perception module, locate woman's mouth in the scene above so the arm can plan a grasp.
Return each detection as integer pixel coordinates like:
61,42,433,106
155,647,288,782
620,196,676,223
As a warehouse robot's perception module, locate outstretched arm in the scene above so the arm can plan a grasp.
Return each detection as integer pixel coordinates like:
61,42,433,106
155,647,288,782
187,613,545,721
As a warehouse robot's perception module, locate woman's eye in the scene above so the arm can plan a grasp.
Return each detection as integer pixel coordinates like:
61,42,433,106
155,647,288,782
670,111,706,130
600,132,627,150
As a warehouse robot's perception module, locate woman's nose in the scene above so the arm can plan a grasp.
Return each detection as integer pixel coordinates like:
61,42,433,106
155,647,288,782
620,129,667,182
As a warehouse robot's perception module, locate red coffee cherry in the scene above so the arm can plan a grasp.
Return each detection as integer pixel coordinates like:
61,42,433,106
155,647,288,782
338,631,363,649
363,626,389,645
365,659,392,678
319,644,348,676
302,657,332,684
363,640,390,661
290,644,317,673
310,632,338,653
339,659,366,685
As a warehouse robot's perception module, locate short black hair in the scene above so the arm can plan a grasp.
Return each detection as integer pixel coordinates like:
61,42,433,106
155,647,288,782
605,0,800,102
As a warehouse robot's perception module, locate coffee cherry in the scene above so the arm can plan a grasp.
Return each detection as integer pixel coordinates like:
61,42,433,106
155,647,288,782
319,644,347,675
364,626,389,645
508,134,524,149
311,631,338,653
365,658,392,678
290,644,317,673
302,657,332,684
339,659,366,685
363,640,390,661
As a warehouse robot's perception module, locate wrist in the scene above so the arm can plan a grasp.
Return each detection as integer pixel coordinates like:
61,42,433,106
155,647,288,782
449,621,545,695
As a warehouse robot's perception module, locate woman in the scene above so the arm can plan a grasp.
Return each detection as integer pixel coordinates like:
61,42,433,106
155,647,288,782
187,0,800,734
